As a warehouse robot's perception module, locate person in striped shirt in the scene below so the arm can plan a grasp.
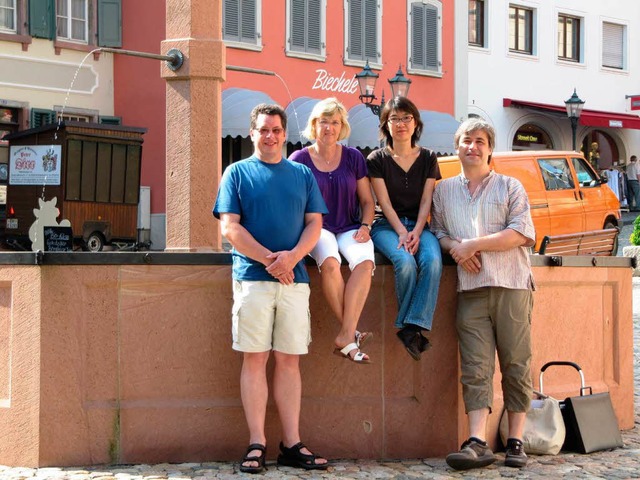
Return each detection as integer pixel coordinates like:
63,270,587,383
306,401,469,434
431,118,535,471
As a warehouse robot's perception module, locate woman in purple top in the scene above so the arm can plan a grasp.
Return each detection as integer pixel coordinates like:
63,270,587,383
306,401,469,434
290,98,375,364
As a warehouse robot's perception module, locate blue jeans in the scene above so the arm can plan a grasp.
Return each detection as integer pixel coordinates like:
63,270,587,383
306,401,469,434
371,218,443,331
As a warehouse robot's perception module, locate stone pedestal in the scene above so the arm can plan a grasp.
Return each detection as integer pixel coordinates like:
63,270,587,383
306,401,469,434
0,255,633,467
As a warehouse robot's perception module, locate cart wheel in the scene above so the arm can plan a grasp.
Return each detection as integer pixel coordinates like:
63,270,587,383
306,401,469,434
84,232,105,252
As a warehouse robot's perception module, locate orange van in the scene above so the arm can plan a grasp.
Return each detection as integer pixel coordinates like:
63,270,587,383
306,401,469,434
437,151,622,254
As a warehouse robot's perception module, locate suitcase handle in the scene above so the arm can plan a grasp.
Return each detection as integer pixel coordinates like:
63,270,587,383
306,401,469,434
539,361,586,394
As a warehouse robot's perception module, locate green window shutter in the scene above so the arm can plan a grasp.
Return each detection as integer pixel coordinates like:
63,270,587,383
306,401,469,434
99,116,122,125
98,0,122,47
29,0,55,39
30,109,56,129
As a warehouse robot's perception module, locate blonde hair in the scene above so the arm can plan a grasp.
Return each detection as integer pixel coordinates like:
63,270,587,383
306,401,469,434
302,97,351,141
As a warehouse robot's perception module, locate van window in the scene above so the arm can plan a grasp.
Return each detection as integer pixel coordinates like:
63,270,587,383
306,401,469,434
571,157,599,187
538,158,575,190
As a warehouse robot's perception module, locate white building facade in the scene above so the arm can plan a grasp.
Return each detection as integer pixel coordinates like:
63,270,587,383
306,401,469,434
466,0,640,169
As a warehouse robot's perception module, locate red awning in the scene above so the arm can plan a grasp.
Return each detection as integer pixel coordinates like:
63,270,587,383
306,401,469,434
503,98,640,130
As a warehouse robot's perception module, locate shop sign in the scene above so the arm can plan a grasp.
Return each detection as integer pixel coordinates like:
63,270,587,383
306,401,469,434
312,69,359,94
9,145,61,185
516,133,539,143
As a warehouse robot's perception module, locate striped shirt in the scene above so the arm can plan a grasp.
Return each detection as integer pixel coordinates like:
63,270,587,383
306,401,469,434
431,171,536,292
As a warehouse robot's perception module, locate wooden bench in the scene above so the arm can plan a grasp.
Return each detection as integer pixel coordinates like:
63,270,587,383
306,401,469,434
538,228,619,261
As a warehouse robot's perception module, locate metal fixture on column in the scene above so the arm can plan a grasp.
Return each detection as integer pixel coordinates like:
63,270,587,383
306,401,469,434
355,62,412,118
564,88,585,151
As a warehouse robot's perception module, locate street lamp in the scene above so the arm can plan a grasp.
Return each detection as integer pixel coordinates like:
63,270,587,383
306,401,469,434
564,88,585,151
355,62,412,118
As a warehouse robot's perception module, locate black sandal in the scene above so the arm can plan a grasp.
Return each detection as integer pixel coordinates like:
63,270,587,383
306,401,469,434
239,443,266,474
277,441,328,470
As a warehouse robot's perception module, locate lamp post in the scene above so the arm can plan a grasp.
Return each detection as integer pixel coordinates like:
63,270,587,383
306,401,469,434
564,88,585,151
355,62,412,118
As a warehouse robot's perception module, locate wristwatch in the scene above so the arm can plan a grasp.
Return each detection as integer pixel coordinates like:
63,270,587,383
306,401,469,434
361,222,372,231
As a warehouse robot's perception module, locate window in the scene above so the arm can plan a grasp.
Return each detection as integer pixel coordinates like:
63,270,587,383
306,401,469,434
538,158,574,191
409,0,441,73
345,0,380,65
509,5,533,55
30,107,101,128
468,0,485,47
0,0,16,32
28,0,121,48
223,0,261,48
56,0,88,43
558,14,580,62
571,157,598,188
0,0,30,44
287,0,324,59
58,113,90,122
602,22,626,70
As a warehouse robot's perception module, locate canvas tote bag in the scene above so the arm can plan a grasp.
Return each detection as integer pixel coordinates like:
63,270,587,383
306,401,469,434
499,390,566,455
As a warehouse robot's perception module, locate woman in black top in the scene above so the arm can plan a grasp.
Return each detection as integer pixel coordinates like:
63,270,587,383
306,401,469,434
368,96,443,361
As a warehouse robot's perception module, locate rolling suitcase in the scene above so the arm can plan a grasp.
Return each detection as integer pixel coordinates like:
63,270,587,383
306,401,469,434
540,361,623,453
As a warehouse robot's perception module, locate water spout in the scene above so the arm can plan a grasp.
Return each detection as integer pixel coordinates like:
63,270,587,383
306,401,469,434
98,47,184,71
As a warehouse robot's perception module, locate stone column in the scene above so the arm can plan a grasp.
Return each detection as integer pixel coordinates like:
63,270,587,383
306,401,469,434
161,0,225,251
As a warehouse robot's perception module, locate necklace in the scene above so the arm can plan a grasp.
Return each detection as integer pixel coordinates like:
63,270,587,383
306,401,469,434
313,145,340,166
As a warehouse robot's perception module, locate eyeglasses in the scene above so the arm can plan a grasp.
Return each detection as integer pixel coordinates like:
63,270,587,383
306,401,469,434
388,115,414,125
254,127,284,136
318,119,342,128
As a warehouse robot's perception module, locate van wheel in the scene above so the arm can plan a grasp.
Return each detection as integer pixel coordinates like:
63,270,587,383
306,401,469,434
604,222,618,256
84,232,105,252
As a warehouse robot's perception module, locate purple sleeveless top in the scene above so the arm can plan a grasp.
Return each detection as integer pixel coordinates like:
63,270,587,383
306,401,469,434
290,146,368,234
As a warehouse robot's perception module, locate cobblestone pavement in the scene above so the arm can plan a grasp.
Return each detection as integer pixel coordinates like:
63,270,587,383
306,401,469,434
0,263,638,479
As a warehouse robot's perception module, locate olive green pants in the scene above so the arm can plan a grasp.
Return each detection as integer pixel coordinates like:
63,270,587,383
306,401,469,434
456,287,533,414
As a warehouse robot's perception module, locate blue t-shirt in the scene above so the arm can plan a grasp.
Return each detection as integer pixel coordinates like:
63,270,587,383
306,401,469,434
213,156,328,283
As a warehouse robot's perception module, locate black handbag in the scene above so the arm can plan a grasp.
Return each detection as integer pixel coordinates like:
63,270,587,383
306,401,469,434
540,361,623,453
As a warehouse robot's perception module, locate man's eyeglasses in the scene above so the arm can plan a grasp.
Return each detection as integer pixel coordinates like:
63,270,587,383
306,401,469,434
388,115,414,125
254,127,284,136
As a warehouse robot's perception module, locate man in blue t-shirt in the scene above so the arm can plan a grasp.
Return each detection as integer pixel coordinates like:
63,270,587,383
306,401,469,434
213,104,328,473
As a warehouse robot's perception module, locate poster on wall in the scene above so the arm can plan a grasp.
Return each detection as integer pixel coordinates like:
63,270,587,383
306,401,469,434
9,145,61,185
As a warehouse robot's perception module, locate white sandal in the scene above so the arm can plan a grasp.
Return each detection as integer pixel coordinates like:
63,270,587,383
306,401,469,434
355,330,373,348
333,342,371,364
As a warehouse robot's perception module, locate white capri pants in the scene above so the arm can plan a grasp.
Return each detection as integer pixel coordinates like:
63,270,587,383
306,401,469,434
310,228,375,272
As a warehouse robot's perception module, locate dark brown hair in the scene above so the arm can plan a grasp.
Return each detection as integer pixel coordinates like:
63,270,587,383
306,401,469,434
378,96,423,148
249,103,287,131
